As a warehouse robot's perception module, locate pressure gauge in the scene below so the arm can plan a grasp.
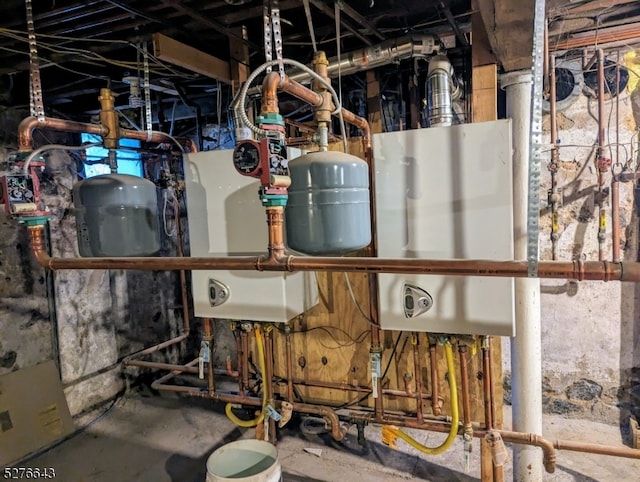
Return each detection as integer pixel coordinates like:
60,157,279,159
233,140,262,176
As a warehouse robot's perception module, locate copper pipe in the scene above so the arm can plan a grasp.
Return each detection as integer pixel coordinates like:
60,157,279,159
342,108,372,150
18,116,106,151
597,48,606,183
241,330,250,394
17,115,185,152
203,318,215,395
285,326,295,403
27,226,640,281
613,53,621,263
278,75,323,108
225,357,239,377
125,360,198,373
429,342,441,416
370,325,384,420
458,344,472,431
481,338,493,429
403,374,415,397
412,334,424,423
487,339,497,432
554,439,640,459
292,402,346,441
266,207,286,260
612,178,620,262
264,328,277,443
150,358,200,386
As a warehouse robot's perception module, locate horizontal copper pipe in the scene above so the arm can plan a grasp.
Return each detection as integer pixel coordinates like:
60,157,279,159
18,116,106,151
122,333,189,365
27,232,640,283
125,359,198,374
18,116,187,152
151,377,347,441
554,439,640,459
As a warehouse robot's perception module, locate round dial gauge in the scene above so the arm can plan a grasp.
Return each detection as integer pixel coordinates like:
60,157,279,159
233,141,261,174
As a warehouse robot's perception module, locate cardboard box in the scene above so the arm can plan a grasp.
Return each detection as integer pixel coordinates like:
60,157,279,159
0,361,74,466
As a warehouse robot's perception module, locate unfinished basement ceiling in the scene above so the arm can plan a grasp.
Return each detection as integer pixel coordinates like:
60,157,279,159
0,0,637,122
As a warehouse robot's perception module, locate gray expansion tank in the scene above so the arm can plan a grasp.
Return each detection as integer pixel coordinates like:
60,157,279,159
73,173,160,257
286,150,371,255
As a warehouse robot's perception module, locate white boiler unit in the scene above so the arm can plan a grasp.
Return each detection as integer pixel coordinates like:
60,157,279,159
373,120,515,336
184,149,317,322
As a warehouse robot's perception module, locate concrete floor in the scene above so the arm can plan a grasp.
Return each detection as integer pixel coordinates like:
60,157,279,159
24,390,640,482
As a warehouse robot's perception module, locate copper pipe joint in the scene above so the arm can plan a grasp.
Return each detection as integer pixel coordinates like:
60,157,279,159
225,356,239,377
266,206,286,260
261,72,282,115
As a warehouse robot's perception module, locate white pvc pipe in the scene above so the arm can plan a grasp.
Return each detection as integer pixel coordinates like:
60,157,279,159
501,70,543,482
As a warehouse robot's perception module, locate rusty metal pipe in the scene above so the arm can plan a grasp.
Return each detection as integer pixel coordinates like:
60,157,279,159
225,357,239,377
412,334,424,423
292,402,346,441
429,342,441,416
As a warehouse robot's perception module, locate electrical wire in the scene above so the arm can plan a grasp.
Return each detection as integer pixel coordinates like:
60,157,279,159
236,58,348,152
343,272,376,325
22,143,102,175
275,323,369,347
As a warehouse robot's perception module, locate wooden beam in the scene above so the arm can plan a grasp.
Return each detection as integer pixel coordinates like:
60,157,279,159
159,0,259,51
153,33,231,84
477,0,535,72
337,1,385,41
366,70,382,134
471,0,497,67
308,0,373,46
229,26,249,95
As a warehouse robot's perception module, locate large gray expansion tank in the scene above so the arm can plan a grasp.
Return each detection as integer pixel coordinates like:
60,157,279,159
73,174,160,257
286,151,371,255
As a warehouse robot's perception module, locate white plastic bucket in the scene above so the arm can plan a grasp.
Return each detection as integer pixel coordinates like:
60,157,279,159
205,439,282,482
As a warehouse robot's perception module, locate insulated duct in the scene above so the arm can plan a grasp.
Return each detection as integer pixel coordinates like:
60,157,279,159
286,35,442,83
427,55,455,127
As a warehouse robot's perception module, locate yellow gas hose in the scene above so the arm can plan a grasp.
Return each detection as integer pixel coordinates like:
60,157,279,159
225,325,268,427
382,341,459,455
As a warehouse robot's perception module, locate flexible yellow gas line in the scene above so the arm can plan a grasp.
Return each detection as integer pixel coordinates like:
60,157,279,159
225,325,268,427
382,340,459,455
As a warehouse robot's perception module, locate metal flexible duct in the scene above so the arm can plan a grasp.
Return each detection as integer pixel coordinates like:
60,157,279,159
427,55,454,127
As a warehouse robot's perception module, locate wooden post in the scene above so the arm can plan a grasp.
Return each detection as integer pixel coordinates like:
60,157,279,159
366,70,383,134
229,26,249,95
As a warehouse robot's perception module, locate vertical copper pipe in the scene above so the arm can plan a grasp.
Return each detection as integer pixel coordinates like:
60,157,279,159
266,207,286,260
458,344,472,430
235,327,245,396
203,318,215,395
412,334,424,423
487,339,497,431
429,342,441,416
549,54,560,260
482,338,493,429
285,326,295,403
597,49,607,261
241,330,250,393
371,325,384,420
613,52,621,263
264,328,277,443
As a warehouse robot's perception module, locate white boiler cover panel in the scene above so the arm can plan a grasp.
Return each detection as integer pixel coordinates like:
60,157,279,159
373,120,515,336
184,150,317,322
